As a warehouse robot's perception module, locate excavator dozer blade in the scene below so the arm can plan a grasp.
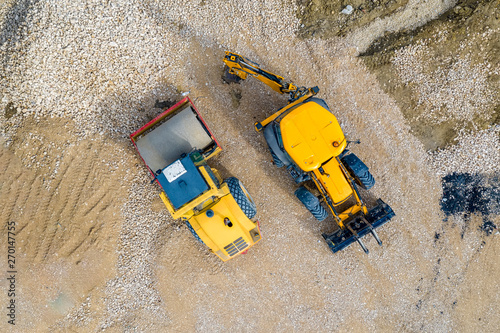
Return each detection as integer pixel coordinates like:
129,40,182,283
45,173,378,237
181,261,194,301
322,199,395,253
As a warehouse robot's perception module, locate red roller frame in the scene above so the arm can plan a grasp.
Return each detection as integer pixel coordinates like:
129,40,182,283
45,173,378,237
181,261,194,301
130,96,222,183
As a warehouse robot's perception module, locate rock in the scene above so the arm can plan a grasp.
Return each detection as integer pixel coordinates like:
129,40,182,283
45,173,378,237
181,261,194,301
341,5,354,15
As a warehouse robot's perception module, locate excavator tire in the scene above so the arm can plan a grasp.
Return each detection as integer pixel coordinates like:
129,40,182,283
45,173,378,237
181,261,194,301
357,170,375,190
186,221,205,244
341,153,375,190
225,177,257,219
270,149,285,167
295,186,328,221
222,66,242,84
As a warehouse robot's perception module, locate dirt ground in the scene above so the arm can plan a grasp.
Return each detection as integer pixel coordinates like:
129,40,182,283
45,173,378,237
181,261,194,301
359,0,499,151
1,0,499,332
297,0,411,38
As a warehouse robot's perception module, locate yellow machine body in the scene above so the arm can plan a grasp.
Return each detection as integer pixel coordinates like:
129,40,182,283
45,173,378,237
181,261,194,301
188,191,261,261
312,160,352,204
277,103,369,225
222,51,395,254
132,96,261,261
159,167,261,261
280,101,347,171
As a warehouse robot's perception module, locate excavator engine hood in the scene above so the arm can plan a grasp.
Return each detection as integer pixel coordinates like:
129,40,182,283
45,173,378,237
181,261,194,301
279,99,346,172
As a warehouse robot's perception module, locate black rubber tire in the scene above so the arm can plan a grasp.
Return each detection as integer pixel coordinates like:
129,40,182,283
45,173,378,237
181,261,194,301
185,221,204,244
341,153,376,190
356,170,375,190
294,186,328,221
270,149,285,167
225,177,257,219
222,66,242,84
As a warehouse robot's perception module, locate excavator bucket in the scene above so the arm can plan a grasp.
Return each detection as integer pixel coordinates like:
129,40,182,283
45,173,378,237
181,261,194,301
322,199,395,254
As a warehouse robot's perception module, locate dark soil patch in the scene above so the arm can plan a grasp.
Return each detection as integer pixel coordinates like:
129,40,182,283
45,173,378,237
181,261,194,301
229,88,242,108
441,172,499,235
4,101,17,119
360,0,488,56
296,0,408,38
153,99,175,110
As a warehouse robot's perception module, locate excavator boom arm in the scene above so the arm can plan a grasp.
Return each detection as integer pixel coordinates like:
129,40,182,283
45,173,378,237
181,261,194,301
223,51,299,96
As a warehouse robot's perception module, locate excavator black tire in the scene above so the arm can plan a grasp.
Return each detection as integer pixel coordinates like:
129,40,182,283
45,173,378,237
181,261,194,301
341,153,375,190
222,66,242,84
270,149,285,167
356,170,375,190
295,186,328,221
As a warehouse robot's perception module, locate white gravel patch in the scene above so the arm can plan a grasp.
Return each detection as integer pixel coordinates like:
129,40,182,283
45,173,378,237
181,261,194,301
428,126,500,176
348,0,456,53
392,41,498,124
103,170,172,330
1,0,300,139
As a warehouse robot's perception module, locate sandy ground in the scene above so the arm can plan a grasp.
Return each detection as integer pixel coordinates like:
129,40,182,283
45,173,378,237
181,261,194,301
0,0,499,332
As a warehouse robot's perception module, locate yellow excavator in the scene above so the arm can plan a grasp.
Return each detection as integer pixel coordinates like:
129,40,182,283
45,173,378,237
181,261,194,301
222,51,395,253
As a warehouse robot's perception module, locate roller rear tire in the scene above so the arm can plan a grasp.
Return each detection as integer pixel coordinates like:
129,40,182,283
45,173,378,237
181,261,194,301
186,221,204,244
225,177,257,219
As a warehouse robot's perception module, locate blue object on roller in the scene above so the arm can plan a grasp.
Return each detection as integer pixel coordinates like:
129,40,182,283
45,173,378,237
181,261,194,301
157,154,208,210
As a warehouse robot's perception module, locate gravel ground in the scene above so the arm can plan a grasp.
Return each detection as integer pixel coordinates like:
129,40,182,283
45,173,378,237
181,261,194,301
0,0,498,332
429,126,500,176
392,44,497,124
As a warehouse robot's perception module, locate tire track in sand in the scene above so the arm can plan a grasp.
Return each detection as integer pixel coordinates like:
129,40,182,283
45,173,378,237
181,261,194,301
32,152,75,262
0,148,29,224
0,123,126,265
